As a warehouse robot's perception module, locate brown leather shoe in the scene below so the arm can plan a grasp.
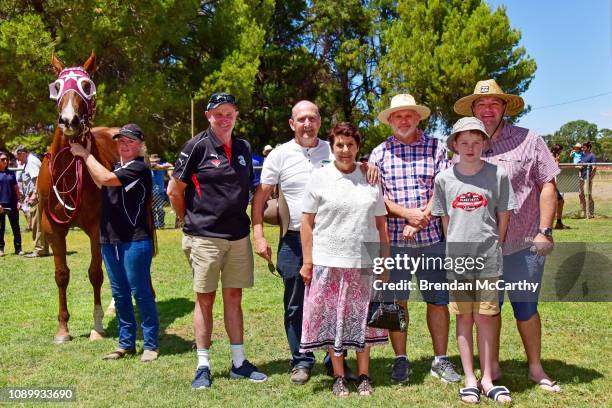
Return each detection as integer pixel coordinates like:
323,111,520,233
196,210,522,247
290,367,311,385
141,349,159,362
102,348,136,360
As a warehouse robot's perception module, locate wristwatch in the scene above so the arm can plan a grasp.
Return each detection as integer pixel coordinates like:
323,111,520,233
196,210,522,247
539,227,553,237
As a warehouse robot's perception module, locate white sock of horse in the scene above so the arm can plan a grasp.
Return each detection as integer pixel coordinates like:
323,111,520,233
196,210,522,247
196,348,209,368
231,344,245,368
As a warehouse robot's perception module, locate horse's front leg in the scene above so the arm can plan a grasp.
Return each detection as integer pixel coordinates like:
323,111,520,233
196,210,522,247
45,219,71,344
86,228,105,340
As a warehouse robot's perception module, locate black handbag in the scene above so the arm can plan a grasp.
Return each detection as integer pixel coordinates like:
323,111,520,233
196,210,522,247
366,297,407,332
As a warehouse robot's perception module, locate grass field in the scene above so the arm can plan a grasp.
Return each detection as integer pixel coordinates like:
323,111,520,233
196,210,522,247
0,207,610,407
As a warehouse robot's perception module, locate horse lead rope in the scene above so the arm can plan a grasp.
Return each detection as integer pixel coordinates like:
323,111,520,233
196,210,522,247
47,144,84,224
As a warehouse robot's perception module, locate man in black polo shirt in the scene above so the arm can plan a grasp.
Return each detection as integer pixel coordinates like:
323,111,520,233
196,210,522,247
167,92,267,389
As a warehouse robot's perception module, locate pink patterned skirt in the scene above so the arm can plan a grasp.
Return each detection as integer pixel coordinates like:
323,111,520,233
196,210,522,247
299,265,388,355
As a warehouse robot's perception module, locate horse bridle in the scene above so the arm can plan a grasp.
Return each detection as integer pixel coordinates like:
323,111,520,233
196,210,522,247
46,67,96,225
49,67,97,120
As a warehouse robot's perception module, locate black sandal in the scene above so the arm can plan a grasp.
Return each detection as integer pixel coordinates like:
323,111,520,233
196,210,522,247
357,374,373,396
332,376,349,397
483,385,512,403
459,387,480,404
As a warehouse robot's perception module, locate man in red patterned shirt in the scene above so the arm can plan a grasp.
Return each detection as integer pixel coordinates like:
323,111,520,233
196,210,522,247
454,79,561,392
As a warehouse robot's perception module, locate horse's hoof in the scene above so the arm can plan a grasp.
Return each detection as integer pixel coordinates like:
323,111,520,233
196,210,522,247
89,330,105,341
53,335,72,344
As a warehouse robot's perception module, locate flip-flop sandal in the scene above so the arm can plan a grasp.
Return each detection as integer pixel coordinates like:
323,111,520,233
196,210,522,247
459,387,480,404
103,348,136,360
483,385,512,403
532,379,561,392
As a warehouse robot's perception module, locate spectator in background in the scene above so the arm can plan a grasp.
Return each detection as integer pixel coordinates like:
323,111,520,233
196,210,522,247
251,153,263,194
0,150,22,256
549,144,568,229
149,154,172,229
570,143,583,163
14,145,49,257
12,157,32,231
263,144,273,158
578,141,596,218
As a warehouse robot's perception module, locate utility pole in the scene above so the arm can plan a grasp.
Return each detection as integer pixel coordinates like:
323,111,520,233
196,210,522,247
191,92,195,138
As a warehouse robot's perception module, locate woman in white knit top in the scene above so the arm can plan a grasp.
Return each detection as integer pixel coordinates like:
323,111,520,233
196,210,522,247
299,122,390,397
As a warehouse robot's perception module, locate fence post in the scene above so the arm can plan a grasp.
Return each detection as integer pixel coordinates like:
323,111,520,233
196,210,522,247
585,165,591,219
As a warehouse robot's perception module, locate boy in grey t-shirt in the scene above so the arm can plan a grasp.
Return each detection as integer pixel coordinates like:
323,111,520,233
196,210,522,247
431,117,517,404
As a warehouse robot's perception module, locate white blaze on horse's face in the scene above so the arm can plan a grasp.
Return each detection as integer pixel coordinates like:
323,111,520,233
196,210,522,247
49,67,96,138
58,92,79,136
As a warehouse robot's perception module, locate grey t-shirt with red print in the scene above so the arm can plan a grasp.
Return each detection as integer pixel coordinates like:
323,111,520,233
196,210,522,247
431,162,517,278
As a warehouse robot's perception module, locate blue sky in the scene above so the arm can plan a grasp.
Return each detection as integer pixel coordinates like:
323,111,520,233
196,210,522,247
487,0,612,135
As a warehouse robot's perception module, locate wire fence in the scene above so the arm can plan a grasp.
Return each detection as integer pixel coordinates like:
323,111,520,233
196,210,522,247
557,163,611,219
9,164,609,232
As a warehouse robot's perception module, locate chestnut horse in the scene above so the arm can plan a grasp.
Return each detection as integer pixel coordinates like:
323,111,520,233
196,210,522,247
38,51,118,343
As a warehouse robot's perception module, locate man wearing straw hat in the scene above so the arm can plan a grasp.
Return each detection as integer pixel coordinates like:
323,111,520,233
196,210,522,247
454,79,561,392
369,94,461,385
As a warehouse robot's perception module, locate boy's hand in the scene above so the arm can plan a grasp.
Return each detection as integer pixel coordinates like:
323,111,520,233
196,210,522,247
403,225,418,240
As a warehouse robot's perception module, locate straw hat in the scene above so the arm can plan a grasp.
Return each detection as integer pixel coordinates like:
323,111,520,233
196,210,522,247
446,117,489,154
454,79,524,116
378,94,430,124
263,186,290,237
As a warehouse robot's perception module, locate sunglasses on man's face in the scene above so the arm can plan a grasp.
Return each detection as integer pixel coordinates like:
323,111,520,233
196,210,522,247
210,93,236,105
207,93,237,111
0,158,8,162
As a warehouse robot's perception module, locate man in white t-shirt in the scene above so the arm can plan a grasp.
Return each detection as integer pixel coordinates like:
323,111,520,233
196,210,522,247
252,101,333,385
15,145,49,257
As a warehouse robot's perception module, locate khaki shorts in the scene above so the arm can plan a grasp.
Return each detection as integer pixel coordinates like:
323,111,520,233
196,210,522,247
449,278,500,316
182,234,254,293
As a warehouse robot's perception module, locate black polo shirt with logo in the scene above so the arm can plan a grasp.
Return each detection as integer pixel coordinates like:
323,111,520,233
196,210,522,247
172,128,254,240
100,157,153,244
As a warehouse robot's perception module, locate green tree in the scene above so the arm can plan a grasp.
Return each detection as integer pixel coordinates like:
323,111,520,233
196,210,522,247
0,1,274,160
597,128,611,162
375,0,536,146
549,120,598,162
0,12,55,148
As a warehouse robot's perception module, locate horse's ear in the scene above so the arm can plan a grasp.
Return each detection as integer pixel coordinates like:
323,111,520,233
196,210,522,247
83,50,96,75
51,53,65,75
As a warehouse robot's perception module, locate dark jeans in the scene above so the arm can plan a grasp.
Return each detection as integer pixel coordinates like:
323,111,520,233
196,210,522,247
277,230,315,369
0,207,21,253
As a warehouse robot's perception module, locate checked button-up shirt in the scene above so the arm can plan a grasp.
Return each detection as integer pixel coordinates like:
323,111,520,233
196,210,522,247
370,130,450,246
